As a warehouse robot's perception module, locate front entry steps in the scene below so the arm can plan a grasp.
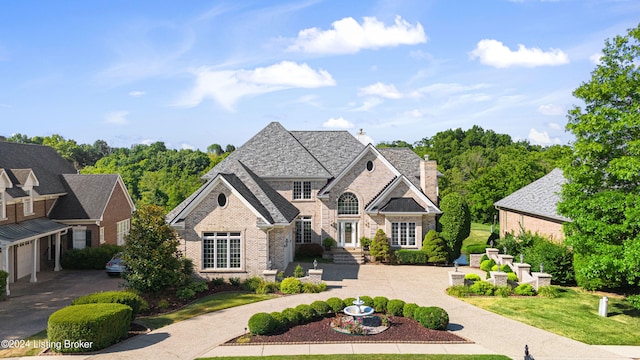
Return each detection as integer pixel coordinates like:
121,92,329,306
330,248,365,264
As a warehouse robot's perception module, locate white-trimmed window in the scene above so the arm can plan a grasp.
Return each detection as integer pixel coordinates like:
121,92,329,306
295,216,312,243
391,222,416,247
73,226,87,249
116,219,130,246
0,190,5,220
293,181,312,200
338,192,359,215
23,189,33,215
203,232,241,269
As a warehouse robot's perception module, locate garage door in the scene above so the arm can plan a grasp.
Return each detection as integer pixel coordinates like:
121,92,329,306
16,241,33,280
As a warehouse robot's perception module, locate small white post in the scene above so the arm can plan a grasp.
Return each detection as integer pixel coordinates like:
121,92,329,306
598,296,608,317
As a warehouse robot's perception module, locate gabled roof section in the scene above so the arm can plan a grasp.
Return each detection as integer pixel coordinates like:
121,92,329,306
0,169,12,189
318,144,401,196
379,197,428,214
168,160,299,227
366,176,442,214
290,130,364,176
49,174,134,221
0,141,76,195
494,168,571,222
202,122,332,180
10,169,39,188
377,148,422,188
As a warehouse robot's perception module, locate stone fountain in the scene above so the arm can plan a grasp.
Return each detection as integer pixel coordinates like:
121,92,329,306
343,296,374,320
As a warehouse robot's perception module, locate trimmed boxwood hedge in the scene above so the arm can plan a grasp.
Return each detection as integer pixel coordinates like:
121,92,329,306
413,306,449,330
48,303,131,352
394,249,427,264
72,291,147,320
326,297,345,313
248,312,276,335
310,300,332,317
373,296,388,312
402,302,419,319
386,299,405,316
61,244,122,270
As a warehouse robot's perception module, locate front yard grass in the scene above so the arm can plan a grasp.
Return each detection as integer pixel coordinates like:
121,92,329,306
137,292,276,330
198,355,510,360
461,223,493,254
462,287,640,345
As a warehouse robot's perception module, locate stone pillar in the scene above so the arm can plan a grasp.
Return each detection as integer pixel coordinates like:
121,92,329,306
308,269,323,284
449,271,465,286
262,269,277,283
532,272,552,290
1,245,8,296
30,239,38,283
469,254,483,268
514,263,531,282
485,248,499,261
498,255,513,268
54,232,62,272
490,271,508,287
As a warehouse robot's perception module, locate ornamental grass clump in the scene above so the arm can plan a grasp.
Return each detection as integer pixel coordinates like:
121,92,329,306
280,277,303,294
514,283,536,296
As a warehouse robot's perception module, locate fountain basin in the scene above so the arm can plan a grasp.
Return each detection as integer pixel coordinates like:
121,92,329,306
343,305,374,317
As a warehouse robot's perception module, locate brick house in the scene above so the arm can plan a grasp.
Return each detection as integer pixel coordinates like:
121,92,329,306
167,122,441,279
494,168,570,242
0,141,135,291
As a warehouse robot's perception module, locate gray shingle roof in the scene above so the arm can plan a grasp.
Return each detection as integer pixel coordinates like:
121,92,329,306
378,148,422,188
49,174,123,220
0,141,77,195
379,197,427,213
290,131,364,176
494,168,571,222
203,122,333,180
0,218,69,244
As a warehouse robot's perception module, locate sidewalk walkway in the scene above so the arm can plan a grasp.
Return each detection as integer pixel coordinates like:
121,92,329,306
81,264,636,360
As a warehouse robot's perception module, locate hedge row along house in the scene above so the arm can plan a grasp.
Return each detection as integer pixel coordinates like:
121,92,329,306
167,122,442,279
0,141,135,293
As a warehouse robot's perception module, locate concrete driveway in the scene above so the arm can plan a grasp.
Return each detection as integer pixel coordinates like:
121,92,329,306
0,270,124,340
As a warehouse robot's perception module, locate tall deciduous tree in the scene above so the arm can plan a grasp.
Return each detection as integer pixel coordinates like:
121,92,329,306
558,24,640,290
439,193,471,261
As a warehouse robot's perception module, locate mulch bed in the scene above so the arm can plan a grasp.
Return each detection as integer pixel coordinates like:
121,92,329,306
224,315,471,345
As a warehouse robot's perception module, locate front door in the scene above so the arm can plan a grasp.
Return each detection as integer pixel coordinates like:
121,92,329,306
339,221,358,248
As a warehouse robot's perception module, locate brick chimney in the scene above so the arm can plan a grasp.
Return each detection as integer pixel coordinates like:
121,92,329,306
420,155,438,206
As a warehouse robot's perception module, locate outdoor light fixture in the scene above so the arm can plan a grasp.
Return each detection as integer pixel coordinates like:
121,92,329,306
267,260,272,270
454,261,458,272
313,259,318,270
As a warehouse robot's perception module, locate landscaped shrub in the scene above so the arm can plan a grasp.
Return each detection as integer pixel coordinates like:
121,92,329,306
402,302,419,319
248,312,276,335
469,281,495,296
386,299,405,316
394,249,427,265
537,286,560,298
413,306,449,330
359,236,371,249
514,283,536,296
188,279,209,293
281,307,302,327
176,287,196,300
0,270,7,298
270,311,287,331
359,296,374,307
211,277,225,286
295,304,317,322
465,244,489,254
48,303,131,352
310,301,332,317
481,254,489,262
627,295,640,311
370,229,390,262
72,291,147,320
523,236,575,286
421,230,448,264
326,297,345,313
490,264,512,273
343,297,356,307
507,273,518,282
256,281,280,295
229,277,241,287
241,276,265,292
293,264,305,278
480,259,496,272
373,296,388,312
295,243,324,258
494,286,513,298
302,282,327,293
464,273,481,282
439,193,471,261
280,277,303,294
446,285,470,297
62,244,123,270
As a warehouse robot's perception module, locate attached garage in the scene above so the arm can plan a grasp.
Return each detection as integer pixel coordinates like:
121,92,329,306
15,241,34,281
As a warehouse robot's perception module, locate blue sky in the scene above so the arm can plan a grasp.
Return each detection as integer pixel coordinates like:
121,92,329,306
1,0,639,151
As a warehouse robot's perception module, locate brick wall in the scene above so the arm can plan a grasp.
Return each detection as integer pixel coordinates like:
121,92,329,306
267,179,324,244
499,208,565,243
99,181,134,246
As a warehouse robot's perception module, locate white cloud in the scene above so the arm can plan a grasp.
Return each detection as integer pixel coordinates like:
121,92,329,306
104,111,129,124
358,82,403,99
470,39,569,68
287,15,427,54
538,104,565,115
528,128,560,145
181,143,196,150
590,53,603,65
129,90,146,97
549,122,563,130
175,61,335,110
322,117,354,129
351,97,383,112
140,139,156,145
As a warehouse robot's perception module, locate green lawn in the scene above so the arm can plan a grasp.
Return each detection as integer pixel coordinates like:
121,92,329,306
137,292,276,330
462,223,493,254
462,287,640,345
198,355,510,360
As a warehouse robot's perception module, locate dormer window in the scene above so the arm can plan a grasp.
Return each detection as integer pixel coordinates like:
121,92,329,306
293,181,312,200
23,189,33,215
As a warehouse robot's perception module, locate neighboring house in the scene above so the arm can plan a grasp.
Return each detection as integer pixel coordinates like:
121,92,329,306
494,168,570,242
0,141,135,291
167,122,442,279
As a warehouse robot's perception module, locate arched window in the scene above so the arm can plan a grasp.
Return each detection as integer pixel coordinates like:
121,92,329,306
338,192,359,215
